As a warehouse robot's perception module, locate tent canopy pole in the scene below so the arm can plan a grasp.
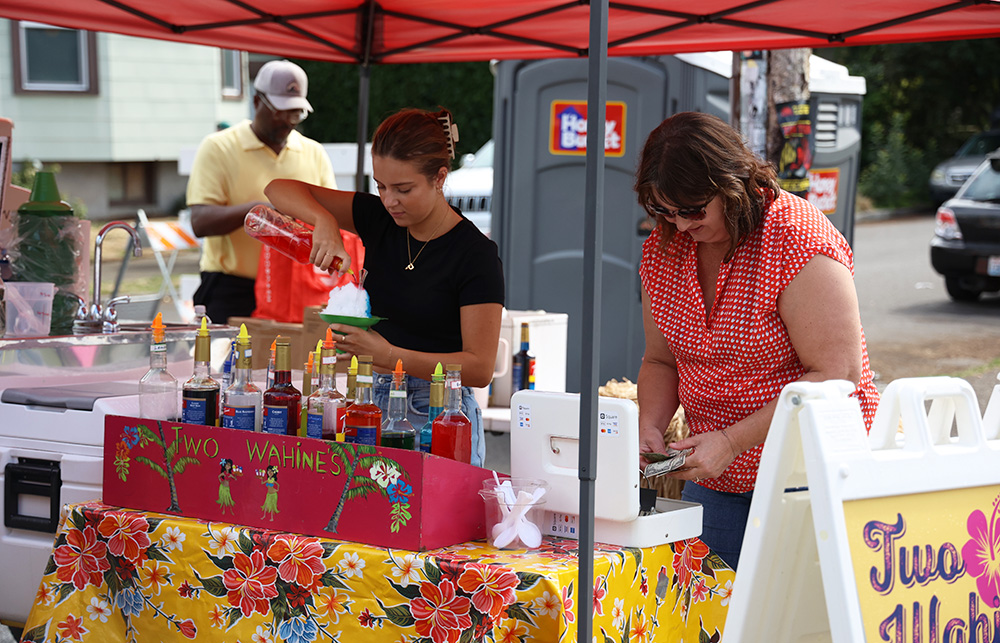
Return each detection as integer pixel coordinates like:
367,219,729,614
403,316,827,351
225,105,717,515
577,0,609,639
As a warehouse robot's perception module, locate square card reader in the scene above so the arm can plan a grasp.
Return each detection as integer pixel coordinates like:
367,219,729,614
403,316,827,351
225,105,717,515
509,390,702,548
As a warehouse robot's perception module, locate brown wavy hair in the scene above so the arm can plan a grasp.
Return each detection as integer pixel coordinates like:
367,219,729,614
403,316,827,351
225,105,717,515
371,107,453,181
634,112,779,261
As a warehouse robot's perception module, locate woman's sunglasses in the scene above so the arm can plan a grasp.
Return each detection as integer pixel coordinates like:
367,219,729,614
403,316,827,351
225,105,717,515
645,198,713,222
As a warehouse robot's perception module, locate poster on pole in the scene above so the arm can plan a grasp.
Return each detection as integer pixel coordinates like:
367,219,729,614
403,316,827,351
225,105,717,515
739,51,767,160
775,100,813,195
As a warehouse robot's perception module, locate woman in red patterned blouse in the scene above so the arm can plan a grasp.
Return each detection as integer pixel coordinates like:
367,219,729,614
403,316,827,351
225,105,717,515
634,112,879,569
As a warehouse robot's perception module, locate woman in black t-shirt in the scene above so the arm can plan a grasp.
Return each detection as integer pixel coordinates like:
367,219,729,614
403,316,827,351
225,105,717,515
264,108,504,466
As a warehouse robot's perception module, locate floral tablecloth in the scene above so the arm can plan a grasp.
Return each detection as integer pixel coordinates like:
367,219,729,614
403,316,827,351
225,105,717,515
20,501,733,643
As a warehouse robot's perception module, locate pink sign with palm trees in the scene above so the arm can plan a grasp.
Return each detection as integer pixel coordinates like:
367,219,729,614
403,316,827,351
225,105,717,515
102,415,490,550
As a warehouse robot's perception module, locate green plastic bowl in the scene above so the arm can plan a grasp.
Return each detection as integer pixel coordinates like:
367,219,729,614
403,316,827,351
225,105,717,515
318,314,384,329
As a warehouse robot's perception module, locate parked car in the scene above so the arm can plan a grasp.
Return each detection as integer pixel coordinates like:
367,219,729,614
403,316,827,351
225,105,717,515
929,152,1000,301
928,129,1000,204
444,140,494,237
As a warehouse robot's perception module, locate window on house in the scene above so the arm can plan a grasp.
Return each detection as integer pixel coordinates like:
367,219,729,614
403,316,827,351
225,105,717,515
13,21,97,94
221,50,243,98
109,163,155,206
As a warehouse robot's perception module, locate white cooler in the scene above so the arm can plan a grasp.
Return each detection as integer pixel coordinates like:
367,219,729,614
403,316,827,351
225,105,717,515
0,382,140,624
491,309,568,407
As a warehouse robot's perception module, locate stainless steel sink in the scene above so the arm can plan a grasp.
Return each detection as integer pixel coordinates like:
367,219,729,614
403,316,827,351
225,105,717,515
0,325,239,388
116,321,228,333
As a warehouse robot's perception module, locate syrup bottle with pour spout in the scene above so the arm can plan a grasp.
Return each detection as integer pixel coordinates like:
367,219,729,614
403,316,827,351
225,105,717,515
306,329,347,441
181,317,220,426
222,324,262,431
381,359,416,450
139,312,179,421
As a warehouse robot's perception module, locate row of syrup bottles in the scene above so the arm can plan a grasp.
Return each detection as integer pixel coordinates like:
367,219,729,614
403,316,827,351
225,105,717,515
347,358,472,463
220,325,348,436
139,315,471,463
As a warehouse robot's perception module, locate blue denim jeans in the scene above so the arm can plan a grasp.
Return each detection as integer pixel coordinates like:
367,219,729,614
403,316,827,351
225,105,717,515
373,373,485,467
681,481,754,571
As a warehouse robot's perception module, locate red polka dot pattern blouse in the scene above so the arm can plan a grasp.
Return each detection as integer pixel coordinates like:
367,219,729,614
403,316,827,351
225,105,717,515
639,191,879,493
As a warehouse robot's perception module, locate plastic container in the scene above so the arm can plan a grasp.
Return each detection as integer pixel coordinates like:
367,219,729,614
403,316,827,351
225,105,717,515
4,281,55,338
479,478,548,550
13,172,87,335
244,204,342,270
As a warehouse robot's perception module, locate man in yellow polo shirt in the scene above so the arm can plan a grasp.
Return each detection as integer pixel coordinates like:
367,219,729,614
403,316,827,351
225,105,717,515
186,59,336,324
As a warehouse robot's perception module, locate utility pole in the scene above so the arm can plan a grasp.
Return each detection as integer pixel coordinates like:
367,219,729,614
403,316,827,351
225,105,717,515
767,48,812,196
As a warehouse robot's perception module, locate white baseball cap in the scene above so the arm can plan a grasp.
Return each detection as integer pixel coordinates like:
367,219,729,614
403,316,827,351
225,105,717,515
253,60,313,113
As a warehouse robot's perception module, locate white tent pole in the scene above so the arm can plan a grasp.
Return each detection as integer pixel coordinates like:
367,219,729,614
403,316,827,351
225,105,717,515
577,0,608,638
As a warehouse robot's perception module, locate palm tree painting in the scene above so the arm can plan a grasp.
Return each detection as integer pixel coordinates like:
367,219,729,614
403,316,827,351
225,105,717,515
134,421,201,513
324,443,410,533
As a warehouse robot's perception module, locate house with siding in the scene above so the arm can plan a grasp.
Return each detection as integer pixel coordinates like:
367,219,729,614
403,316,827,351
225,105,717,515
0,19,252,220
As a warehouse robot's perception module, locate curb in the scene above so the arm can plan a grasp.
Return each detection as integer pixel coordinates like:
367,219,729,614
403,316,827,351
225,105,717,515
856,206,933,223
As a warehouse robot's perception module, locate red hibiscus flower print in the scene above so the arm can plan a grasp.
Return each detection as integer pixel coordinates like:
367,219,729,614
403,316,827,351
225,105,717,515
56,614,88,641
963,504,1000,608
222,549,279,617
97,511,151,562
435,557,468,584
286,584,310,610
177,618,197,638
267,534,326,587
358,607,378,628
672,538,711,587
691,577,710,603
456,564,518,619
53,524,110,591
592,575,607,616
410,578,473,643
560,584,575,624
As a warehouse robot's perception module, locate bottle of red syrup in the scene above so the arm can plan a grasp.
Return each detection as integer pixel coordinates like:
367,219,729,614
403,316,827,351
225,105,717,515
262,336,301,436
244,204,343,269
345,355,381,445
432,364,472,463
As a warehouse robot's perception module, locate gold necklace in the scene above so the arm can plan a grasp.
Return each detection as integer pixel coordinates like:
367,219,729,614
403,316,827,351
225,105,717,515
405,215,447,270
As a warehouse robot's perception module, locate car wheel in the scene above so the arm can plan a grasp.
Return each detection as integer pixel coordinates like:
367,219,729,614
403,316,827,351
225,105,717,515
945,277,982,302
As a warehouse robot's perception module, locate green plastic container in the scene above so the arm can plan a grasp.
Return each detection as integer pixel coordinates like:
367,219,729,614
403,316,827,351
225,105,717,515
13,171,84,335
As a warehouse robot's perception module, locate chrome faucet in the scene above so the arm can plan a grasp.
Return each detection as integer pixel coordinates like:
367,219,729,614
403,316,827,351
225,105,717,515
73,221,142,334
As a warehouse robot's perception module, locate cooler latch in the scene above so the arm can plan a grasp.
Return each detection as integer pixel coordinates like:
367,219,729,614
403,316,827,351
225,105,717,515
4,458,61,533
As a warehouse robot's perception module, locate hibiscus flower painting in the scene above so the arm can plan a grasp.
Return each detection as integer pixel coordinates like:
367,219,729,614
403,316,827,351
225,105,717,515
962,497,1000,609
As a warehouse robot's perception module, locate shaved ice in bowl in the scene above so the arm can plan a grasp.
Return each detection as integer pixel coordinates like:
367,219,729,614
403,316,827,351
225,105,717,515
322,282,371,318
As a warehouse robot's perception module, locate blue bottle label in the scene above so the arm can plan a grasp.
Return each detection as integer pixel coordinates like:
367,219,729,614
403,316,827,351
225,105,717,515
354,426,377,446
511,363,524,393
182,397,208,425
263,405,289,435
421,405,443,453
306,412,323,439
222,405,256,430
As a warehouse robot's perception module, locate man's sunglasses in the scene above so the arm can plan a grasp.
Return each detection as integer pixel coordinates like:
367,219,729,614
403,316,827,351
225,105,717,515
258,93,308,125
646,198,712,221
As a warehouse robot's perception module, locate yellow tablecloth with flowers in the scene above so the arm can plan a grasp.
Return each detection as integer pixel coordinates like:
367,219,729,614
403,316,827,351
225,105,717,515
20,501,733,643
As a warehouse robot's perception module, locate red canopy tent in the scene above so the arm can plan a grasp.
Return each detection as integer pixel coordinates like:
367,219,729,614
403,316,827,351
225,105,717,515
0,0,997,63
2,1,997,639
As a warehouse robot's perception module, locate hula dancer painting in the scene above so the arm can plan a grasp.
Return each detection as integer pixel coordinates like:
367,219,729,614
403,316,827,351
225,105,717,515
217,458,241,514
260,465,280,521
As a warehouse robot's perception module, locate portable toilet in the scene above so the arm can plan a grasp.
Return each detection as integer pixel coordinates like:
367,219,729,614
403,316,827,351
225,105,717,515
492,54,865,392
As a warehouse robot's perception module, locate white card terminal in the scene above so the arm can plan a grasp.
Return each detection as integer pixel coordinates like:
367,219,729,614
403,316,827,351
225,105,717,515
510,390,702,548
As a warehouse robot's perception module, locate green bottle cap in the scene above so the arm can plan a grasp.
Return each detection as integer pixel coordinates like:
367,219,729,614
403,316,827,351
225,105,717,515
18,171,73,216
